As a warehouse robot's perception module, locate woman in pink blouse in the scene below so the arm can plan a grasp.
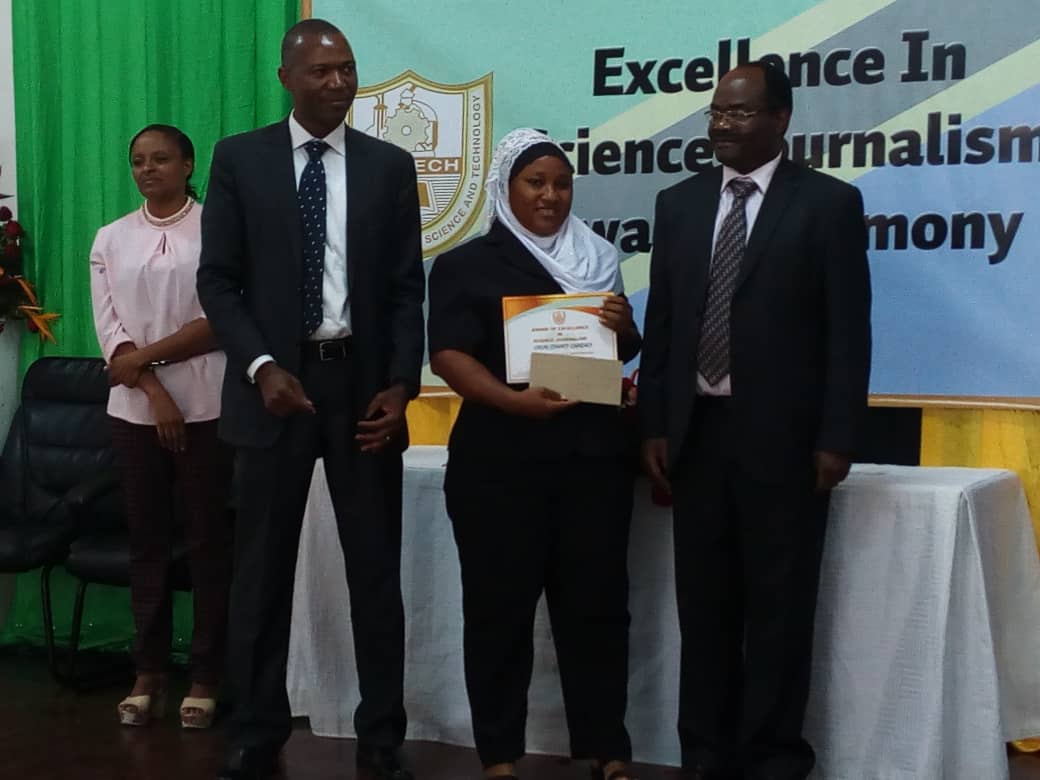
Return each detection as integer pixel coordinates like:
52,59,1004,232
89,124,230,730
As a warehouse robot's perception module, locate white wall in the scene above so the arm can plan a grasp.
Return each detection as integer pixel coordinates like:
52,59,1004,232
0,0,17,230
0,0,20,627
0,0,20,442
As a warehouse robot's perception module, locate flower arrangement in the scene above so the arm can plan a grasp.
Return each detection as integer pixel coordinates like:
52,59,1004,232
0,202,60,341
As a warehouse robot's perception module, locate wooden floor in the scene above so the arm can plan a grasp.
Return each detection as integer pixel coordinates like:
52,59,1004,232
2,650,1040,780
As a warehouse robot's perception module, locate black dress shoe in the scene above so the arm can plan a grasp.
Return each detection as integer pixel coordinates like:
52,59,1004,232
216,745,280,779
356,744,414,780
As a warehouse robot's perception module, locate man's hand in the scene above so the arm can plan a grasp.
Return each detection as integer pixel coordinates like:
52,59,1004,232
505,386,580,420
146,385,186,453
641,437,671,495
255,363,315,417
814,450,851,492
356,383,409,453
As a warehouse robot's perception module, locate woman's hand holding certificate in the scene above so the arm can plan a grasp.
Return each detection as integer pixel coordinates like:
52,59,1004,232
502,292,635,406
506,386,580,419
598,294,637,339
502,292,620,384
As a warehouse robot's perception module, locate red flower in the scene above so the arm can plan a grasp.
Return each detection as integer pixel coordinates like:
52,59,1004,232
0,206,11,221
26,319,38,333
4,220,22,237
3,242,18,258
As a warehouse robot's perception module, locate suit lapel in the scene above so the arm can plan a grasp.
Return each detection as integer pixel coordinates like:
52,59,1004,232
344,126,371,294
265,121,303,278
736,158,799,289
678,169,722,308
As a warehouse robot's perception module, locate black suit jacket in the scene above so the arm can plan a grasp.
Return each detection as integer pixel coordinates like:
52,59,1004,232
639,159,872,483
428,220,641,461
196,120,425,448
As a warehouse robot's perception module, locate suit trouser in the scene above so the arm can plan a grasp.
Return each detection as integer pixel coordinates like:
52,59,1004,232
225,354,407,750
109,417,233,686
444,454,634,768
671,397,829,780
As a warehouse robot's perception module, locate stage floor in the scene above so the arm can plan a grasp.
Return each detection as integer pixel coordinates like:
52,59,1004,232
0,649,673,780
2,649,1039,780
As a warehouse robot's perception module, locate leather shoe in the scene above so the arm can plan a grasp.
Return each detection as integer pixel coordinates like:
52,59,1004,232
216,745,280,779
356,744,414,780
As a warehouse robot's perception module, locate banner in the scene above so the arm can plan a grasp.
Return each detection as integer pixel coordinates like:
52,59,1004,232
315,0,1040,404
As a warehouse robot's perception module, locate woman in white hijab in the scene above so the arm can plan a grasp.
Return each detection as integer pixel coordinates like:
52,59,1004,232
428,129,641,780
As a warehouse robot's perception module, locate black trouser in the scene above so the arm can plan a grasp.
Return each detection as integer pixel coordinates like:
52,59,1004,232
445,454,634,768
225,353,407,751
671,397,829,780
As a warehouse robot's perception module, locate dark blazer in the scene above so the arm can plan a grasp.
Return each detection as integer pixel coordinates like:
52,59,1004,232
639,158,872,483
428,220,641,460
196,120,425,448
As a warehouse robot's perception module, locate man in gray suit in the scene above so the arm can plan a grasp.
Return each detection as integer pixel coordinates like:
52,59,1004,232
197,18,424,780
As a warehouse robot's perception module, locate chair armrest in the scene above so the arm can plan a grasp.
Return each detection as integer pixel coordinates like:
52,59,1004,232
61,470,121,513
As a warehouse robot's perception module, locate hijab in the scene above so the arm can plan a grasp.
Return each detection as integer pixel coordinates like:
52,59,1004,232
483,128,623,294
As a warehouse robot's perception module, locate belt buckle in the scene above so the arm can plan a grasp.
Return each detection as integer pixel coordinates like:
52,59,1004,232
318,340,344,361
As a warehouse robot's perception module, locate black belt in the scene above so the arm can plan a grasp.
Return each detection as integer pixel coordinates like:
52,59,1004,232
302,336,353,362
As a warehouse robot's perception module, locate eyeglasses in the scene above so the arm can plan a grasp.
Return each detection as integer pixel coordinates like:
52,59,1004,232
704,108,764,123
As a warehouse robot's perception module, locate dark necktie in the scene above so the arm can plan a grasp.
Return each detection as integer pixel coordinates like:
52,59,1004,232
697,177,758,385
299,139,328,338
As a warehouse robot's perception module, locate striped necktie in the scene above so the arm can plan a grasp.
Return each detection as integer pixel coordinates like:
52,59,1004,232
697,177,758,385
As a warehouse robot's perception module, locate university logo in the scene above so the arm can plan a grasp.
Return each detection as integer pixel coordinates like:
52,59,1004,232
349,70,493,258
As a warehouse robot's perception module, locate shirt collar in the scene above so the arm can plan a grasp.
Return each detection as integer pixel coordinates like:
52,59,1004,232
288,112,347,157
720,151,783,196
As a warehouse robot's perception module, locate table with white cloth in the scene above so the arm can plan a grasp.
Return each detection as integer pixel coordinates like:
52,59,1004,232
287,447,1040,780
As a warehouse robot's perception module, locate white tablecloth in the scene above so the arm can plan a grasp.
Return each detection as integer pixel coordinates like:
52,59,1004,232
287,447,1040,780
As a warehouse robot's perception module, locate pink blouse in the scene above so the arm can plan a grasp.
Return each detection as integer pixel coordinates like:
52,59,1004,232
89,203,225,425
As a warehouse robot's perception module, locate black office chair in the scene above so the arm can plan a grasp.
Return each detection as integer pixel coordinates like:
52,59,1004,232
62,493,193,683
0,357,118,682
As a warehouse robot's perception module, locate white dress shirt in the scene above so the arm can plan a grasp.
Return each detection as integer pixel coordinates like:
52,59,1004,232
697,151,783,396
247,112,351,381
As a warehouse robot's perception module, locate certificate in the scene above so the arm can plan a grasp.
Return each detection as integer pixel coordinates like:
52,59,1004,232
502,292,618,384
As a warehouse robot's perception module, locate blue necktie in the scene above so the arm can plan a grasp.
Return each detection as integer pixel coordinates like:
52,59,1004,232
299,139,328,338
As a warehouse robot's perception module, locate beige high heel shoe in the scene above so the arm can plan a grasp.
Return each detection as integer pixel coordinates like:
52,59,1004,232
118,689,167,726
180,697,217,729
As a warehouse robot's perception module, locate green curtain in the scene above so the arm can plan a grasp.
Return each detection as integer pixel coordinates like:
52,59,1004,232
1,0,298,651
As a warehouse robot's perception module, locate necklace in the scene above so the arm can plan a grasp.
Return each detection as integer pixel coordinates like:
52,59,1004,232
142,197,194,228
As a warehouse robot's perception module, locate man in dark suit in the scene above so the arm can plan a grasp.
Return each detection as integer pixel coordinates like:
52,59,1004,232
196,19,424,780
639,62,871,780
